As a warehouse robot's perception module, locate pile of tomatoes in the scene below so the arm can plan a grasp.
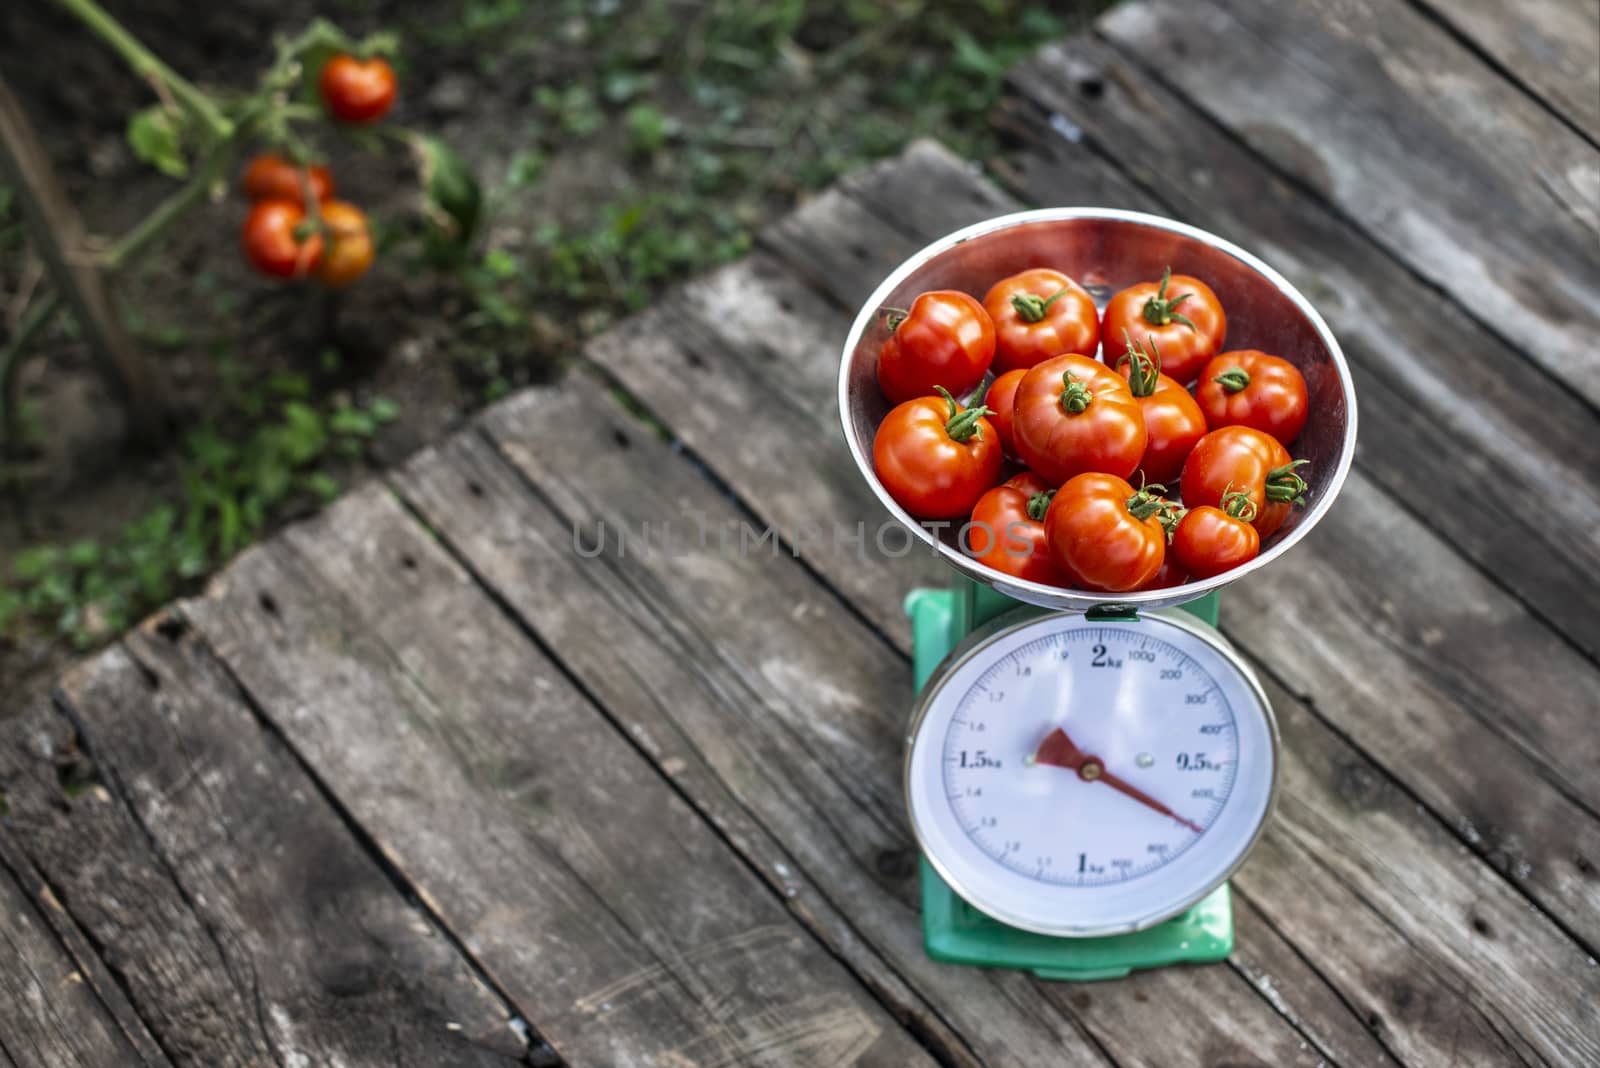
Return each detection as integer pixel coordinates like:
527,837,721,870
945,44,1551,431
239,54,397,288
872,267,1311,592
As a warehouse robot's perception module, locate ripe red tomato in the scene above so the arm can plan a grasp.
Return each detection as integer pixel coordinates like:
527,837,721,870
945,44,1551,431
315,200,375,288
241,153,333,205
241,199,322,279
983,268,1100,374
1114,334,1207,485
1144,554,1190,590
1044,473,1173,592
877,291,995,405
968,472,1067,585
1012,353,1146,485
1173,494,1261,579
874,388,1002,519
1194,350,1309,446
320,54,398,124
1180,425,1308,539
1101,268,1225,385
983,368,1028,456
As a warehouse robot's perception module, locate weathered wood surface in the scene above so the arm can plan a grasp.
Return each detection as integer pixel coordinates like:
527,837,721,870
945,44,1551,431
0,845,164,1068
1093,0,1600,410
6,4,1600,1062
182,487,938,1068
0,633,529,1067
1407,0,1600,144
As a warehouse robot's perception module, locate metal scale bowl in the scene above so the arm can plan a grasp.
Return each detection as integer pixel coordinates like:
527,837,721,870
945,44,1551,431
837,209,1357,979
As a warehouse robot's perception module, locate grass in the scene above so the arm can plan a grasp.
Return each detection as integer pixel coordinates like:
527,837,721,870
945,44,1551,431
2,0,1107,653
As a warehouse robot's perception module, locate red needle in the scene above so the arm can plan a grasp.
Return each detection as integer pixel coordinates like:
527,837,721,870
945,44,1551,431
1031,727,1203,834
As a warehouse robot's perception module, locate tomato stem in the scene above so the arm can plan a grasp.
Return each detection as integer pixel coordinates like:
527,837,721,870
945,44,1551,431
1140,266,1197,332
1125,481,1169,522
1213,367,1251,393
1059,372,1093,414
937,385,992,444
1026,489,1055,522
1011,287,1069,324
880,306,909,332
1220,484,1258,522
1116,330,1162,397
1264,460,1310,505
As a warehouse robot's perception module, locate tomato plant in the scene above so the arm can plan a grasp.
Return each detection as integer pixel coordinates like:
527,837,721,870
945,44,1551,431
1011,353,1146,485
877,291,995,405
242,153,333,204
969,472,1066,585
315,200,375,288
1115,333,1207,485
1172,490,1261,579
873,387,1002,519
241,199,323,279
1194,350,1309,446
1101,267,1225,385
1043,473,1175,592
982,268,1100,374
1180,425,1309,538
320,54,399,124
983,368,1028,457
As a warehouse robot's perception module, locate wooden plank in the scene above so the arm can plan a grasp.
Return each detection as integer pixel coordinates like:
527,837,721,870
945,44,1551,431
400,380,1340,1067
394,409,1102,1068
1408,0,1600,143
1005,39,1600,659
0,635,527,1067
802,135,1600,948
592,256,1598,1062
1093,0,1600,410
181,485,937,1068
0,847,157,1068
583,141,1600,1058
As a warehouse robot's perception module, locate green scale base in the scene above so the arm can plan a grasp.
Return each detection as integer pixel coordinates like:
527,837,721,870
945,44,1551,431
905,581,1234,981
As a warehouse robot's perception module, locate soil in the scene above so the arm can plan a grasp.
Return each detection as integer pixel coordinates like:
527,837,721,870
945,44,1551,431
0,0,1099,710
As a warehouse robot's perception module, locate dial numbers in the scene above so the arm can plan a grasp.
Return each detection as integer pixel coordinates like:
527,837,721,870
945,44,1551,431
940,626,1239,888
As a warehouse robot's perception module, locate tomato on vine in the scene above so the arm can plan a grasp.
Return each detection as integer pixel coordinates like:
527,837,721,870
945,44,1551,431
320,54,398,124
1173,489,1261,578
242,153,333,205
241,199,322,279
1101,267,1225,385
983,368,1028,457
1011,353,1146,485
1043,473,1177,592
969,472,1066,585
1180,425,1309,538
982,268,1100,374
874,387,1002,519
877,291,996,405
1115,333,1207,485
315,200,375,288
1194,350,1308,446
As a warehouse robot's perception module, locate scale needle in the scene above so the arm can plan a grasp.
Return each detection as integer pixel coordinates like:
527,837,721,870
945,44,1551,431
1031,727,1203,834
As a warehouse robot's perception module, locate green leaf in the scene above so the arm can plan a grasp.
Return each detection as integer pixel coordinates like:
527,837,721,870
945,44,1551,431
625,104,678,156
368,396,401,423
329,405,377,437
413,134,482,245
302,472,341,501
280,401,328,463
482,249,518,279
12,546,60,582
126,106,188,178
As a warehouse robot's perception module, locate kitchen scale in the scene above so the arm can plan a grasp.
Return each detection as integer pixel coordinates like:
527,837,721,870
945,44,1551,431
836,209,1357,982
903,578,1274,980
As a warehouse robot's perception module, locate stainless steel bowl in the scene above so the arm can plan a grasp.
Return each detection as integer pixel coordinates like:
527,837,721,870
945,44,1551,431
837,208,1357,612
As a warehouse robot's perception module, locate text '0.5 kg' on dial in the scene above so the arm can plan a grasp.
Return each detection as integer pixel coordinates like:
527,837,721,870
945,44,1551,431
905,610,1279,937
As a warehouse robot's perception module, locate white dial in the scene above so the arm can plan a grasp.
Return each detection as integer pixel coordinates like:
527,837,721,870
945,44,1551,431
906,609,1277,937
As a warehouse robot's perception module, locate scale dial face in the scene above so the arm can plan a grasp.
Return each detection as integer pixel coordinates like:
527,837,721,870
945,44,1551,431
906,610,1278,936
